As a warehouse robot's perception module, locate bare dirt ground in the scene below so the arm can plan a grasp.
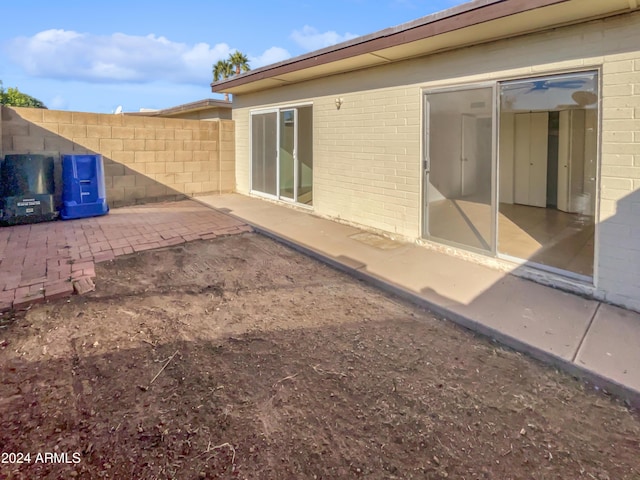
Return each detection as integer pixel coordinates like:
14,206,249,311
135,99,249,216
0,232,639,480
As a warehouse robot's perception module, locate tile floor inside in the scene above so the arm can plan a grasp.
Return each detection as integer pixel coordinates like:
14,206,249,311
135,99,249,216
428,198,594,276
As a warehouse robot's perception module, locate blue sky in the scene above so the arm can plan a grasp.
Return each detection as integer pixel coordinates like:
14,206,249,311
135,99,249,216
0,0,461,113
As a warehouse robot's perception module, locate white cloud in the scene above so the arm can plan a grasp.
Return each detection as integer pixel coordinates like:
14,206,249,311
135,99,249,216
48,94,68,110
291,25,359,52
6,29,233,85
249,47,291,68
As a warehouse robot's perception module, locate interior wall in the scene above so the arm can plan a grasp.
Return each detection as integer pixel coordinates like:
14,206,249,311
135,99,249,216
428,111,461,202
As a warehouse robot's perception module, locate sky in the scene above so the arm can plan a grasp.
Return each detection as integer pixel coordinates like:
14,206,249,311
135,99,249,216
0,0,462,114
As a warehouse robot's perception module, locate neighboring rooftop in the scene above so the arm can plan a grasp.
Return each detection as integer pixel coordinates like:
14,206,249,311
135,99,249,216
128,98,232,120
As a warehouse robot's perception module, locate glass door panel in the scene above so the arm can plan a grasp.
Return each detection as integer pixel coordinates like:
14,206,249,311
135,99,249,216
251,106,313,205
279,109,295,200
425,87,494,252
498,71,597,277
296,106,313,205
251,112,277,196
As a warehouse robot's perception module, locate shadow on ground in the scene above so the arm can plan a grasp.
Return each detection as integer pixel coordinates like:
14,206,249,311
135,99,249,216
1,233,638,480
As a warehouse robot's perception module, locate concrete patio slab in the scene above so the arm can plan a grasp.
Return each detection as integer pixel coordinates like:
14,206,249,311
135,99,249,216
575,304,640,394
361,245,598,361
196,193,640,405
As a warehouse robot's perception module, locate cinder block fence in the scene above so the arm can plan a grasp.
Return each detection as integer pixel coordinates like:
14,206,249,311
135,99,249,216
0,106,235,208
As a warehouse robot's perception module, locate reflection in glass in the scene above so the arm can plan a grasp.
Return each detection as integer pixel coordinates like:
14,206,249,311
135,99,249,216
498,72,597,277
251,112,277,195
279,110,295,199
426,87,494,252
296,106,313,205
501,72,598,113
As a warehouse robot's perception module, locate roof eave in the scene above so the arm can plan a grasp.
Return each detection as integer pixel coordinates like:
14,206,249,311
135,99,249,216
211,0,636,95
211,0,569,93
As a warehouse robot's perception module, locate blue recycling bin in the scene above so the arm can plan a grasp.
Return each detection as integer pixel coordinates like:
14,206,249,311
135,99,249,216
61,154,109,220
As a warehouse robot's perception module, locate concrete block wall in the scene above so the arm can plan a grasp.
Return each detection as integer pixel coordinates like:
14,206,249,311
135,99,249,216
234,88,422,239
313,89,421,237
0,106,235,207
598,47,640,311
232,10,640,312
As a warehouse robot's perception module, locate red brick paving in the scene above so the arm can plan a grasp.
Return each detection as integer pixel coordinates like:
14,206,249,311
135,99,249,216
0,200,251,311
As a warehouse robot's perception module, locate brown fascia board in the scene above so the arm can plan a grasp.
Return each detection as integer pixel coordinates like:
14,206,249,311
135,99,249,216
211,0,570,92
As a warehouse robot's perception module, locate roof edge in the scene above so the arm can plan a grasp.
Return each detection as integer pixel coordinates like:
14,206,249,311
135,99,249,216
127,98,232,117
211,0,570,92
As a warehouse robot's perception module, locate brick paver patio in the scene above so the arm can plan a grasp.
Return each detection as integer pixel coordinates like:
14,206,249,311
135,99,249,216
0,200,251,311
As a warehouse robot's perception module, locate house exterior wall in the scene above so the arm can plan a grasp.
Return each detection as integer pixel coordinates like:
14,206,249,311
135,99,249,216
232,11,640,312
1,106,235,207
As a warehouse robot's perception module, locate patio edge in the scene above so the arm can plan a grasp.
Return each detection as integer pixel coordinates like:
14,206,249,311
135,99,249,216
214,208,640,410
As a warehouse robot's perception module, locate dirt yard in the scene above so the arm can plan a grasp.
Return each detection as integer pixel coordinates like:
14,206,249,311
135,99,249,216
0,232,638,480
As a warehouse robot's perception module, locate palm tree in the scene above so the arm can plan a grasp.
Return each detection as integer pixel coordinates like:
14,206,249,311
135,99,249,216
212,59,233,101
229,51,250,76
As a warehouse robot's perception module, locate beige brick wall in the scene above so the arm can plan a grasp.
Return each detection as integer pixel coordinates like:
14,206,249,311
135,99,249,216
233,11,640,311
1,107,235,207
234,87,421,238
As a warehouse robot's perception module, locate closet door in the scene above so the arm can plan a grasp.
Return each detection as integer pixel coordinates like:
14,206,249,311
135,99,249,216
514,112,548,207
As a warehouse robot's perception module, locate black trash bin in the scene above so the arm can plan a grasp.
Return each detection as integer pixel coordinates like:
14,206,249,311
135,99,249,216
0,154,58,225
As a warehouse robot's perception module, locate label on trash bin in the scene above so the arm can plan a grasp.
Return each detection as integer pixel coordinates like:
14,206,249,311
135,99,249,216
17,199,41,207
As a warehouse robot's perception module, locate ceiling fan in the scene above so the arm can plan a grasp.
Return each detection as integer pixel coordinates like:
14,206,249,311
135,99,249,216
525,78,586,92
503,78,588,95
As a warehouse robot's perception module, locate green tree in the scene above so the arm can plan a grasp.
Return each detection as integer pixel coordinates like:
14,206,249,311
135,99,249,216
212,51,251,102
0,80,47,108
212,59,234,101
229,51,250,76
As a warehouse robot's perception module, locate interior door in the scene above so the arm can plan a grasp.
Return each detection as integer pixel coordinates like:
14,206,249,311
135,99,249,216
514,112,548,207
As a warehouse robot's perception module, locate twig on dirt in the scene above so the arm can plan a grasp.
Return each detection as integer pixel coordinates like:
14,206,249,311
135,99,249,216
501,444,513,456
149,350,179,385
436,437,460,462
311,364,347,378
195,441,212,459
272,373,299,388
203,442,236,464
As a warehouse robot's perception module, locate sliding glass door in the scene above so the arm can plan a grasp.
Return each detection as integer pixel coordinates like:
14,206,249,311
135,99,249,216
424,86,495,253
422,71,598,279
251,106,313,206
498,71,597,277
